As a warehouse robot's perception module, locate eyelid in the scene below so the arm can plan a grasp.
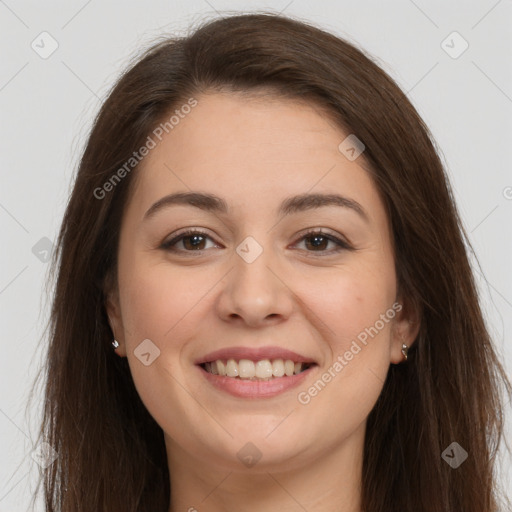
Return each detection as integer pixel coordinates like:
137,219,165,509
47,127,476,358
160,227,354,254
160,227,218,251
292,227,353,253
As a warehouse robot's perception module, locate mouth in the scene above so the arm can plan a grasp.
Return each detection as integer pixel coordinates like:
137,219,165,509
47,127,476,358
194,346,318,398
199,359,316,379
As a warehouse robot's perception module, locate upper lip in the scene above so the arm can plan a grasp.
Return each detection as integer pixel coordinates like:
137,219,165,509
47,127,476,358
195,346,316,365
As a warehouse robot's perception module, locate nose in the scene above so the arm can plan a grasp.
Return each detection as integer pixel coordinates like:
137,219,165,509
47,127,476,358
215,241,294,328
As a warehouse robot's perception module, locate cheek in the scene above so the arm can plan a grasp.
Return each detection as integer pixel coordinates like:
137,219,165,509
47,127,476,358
295,258,397,350
118,256,212,344
292,258,396,410
116,259,211,427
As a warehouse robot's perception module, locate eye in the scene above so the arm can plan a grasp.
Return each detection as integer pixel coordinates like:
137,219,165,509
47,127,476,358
160,228,353,255
160,229,218,253
293,229,352,254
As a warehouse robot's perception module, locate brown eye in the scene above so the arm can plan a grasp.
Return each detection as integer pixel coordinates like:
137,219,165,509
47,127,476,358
161,230,217,253
161,228,352,256
304,234,330,251
181,234,207,250
295,230,352,253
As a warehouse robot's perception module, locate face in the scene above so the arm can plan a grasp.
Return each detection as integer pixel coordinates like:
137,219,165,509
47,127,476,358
106,92,417,474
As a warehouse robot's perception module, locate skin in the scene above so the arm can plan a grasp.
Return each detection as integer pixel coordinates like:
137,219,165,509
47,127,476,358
106,92,419,512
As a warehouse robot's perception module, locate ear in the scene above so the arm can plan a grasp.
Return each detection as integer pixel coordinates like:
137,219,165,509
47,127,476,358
390,294,421,364
104,272,127,357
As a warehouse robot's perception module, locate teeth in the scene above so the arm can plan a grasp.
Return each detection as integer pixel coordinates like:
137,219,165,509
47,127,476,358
226,359,239,377
238,359,255,378
203,358,312,378
216,360,226,376
272,359,285,377
255,360,273,379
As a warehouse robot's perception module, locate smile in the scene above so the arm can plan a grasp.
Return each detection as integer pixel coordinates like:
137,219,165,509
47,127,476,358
196,360,318,399
200,358,315,379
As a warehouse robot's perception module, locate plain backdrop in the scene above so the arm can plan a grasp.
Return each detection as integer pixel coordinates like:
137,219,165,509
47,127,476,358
0,1,511,510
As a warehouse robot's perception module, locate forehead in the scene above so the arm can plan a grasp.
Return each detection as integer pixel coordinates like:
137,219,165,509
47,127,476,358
126,92,383,224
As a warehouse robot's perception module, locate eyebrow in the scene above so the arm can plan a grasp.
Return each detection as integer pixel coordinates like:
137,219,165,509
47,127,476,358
143,191,369,222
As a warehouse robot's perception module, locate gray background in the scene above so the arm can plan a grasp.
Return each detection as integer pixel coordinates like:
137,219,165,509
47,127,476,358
0,0,511,509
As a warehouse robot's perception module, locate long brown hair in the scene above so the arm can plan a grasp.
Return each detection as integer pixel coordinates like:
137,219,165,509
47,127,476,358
30,12,511,512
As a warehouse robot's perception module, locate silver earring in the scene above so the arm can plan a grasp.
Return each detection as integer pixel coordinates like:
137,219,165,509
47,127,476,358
401,343,409,361
112,339,119,349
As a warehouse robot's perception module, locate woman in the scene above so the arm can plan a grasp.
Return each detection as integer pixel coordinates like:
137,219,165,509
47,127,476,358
31,12,511,512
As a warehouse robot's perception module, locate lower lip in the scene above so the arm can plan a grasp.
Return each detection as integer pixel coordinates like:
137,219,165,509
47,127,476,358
197,364,317,398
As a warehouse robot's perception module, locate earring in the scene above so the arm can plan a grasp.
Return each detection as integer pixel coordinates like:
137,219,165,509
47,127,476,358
401,343,409,361
112,339,119,349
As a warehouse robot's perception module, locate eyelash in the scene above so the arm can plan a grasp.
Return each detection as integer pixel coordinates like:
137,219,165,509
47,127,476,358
160,228,353,256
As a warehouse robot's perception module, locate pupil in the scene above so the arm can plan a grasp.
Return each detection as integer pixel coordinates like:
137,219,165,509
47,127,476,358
186,235,204,250
307,235,327,250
